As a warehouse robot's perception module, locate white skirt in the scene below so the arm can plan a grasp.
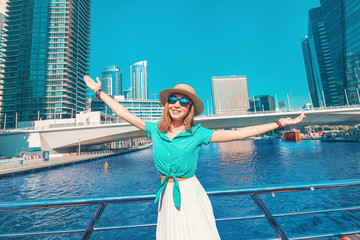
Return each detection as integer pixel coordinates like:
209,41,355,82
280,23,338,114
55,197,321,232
156,176,221,240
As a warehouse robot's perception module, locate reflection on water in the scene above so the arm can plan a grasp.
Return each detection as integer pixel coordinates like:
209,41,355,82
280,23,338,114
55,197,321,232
1,139,360,239
217,140,257,185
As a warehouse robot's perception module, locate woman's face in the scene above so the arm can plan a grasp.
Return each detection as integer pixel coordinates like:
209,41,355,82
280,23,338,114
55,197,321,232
168,93,191,122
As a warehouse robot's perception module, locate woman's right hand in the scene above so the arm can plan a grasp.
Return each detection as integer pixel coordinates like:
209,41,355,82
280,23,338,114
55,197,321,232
84,75,101,92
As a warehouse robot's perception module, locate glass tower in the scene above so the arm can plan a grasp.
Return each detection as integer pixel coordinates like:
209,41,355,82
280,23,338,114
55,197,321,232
0,0,91,129
211,75,249,116
248,95,275,112
101,65,122,96
0,12,5,83
303,0,360,107
123,87,131,99
130,60,148,100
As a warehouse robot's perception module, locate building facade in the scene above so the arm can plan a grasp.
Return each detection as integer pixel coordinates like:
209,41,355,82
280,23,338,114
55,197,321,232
130,60,148,100
303,0,360,107
0,12,5,83
123,87,131,99
0,0,91,129
248,95,275,112
211,75,249,116
90,97,163,121
101,65,122,96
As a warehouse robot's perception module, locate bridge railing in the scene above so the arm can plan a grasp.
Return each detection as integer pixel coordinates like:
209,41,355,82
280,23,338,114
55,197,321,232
3,104,360,132
1,179,360,240
199,103,360,118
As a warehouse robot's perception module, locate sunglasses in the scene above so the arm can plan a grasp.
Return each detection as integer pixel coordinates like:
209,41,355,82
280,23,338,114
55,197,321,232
168,96,191,107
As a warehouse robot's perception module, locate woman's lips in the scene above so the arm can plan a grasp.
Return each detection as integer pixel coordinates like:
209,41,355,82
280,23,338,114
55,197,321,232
171,109,181,115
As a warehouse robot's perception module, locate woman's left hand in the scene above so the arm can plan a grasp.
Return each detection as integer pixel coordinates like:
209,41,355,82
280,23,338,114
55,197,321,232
278,113,306,127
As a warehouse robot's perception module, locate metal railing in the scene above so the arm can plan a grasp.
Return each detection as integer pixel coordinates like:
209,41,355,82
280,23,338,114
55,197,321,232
1,179,360,240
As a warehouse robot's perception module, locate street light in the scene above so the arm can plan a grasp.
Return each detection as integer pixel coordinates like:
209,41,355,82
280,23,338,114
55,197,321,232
344,89,349,107
78,138,81,156
289,92,294,111
287,93,291,111
322,90,327,108
252,96,256,114
3,113,6,131
308,91,314,109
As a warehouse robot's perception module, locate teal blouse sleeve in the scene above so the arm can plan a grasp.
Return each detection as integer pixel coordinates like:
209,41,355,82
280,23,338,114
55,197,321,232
196,124,214,145
145,121,158,138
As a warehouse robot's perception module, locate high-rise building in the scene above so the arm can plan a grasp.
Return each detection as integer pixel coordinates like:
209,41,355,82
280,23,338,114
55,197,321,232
249,95,275,112
130,60,148,100
211,75,249,116
302,0,360,107
302,36,323,108
0,0,91,129
0,12,4,30
0,11,6,81
123,87,131,99
101,65,122,96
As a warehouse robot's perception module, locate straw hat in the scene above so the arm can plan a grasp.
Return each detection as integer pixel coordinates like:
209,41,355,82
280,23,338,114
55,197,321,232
159,84,204,116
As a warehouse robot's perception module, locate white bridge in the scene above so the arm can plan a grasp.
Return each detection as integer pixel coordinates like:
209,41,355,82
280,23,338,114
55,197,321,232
1,106,360,157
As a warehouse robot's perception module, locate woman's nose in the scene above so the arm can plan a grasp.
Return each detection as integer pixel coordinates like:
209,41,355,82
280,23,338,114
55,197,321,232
174,100,181,107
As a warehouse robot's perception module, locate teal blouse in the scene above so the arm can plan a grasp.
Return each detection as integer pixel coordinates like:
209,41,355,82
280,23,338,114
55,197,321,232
145,121,214,209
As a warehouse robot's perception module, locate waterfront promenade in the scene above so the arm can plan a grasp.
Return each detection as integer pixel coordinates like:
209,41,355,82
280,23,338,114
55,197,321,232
0,145,150,178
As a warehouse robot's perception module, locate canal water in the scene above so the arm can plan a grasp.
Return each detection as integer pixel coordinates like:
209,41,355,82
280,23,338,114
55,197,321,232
1,139,360,240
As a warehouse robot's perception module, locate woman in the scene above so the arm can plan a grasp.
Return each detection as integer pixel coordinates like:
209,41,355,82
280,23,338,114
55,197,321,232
84,76,305,240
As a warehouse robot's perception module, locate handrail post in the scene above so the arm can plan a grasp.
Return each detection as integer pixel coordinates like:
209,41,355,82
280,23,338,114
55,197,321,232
251,194,289,240
81,203,107,240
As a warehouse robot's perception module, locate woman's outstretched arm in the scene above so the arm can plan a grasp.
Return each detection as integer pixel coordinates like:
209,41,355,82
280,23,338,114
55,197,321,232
84,75,146,131
209,113,306,143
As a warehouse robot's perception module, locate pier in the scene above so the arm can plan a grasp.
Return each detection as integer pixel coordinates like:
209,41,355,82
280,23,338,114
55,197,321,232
0,145,150,178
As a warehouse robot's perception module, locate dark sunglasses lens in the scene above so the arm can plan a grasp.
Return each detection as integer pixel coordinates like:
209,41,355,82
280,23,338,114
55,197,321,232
179,98,190,107
168,96,177,104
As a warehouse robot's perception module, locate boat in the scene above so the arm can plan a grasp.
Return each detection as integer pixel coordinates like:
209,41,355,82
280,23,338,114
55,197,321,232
320,130,360,143
281,131,301,142
320,137,360,143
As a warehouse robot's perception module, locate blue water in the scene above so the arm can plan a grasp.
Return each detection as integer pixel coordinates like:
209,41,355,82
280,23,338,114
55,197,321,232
1,139,360,239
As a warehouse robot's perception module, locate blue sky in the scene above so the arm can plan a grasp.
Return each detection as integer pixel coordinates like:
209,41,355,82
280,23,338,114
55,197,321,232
89,0,320,111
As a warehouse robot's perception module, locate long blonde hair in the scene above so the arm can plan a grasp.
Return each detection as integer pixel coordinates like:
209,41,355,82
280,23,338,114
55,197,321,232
158,102,195,132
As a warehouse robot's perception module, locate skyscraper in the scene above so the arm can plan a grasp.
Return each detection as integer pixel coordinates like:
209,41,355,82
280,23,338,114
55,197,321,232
0,11,6,81
101,65,122,96
211,76,249,116
0,0,91,129
130,60,148,100
249,95,275,112
123,87,131,99
303,0,360,107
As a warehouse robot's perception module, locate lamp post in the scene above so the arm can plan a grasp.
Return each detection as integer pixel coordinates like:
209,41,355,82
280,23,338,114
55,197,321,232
289,92,294,111
287,93,291,111
344,89,349,107
308,91,314,109
322,90,327,108
78,138,81,156
3,113,6,131
252,96,256,114
207,99,209,116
